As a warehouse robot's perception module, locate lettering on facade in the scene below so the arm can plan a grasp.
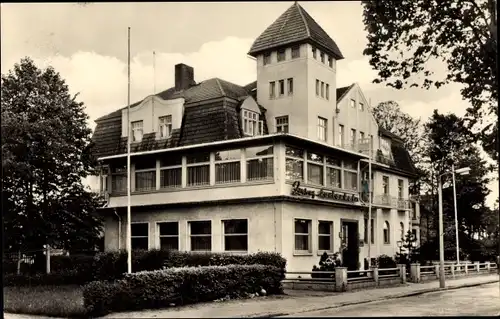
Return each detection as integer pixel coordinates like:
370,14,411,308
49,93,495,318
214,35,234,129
291,181,359,203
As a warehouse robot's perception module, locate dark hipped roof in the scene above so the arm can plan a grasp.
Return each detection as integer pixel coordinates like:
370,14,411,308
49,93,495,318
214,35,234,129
248,2,343,59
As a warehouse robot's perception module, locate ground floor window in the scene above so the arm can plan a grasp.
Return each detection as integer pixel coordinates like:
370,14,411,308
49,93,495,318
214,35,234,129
318,221,333,252
383,221,390,244
158,222,179,250
189,220,211,251
223,219,248,252
294,219,311,252
131,223,149,250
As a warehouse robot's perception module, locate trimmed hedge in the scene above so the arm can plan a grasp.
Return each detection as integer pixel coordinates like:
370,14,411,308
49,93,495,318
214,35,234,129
83,264,284,317
92,250,287,281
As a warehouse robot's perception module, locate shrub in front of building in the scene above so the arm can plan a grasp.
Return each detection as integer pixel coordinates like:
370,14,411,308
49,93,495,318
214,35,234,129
311,252,342,279
83,264,284,317
92,249,287,281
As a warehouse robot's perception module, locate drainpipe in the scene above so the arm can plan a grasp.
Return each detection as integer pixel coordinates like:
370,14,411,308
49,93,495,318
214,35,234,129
114,209,122,250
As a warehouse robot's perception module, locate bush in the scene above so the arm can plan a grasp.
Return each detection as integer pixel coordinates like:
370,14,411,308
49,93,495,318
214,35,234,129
374,255,397,268
4,270,88,287
92,250,286,281
83,264,284,317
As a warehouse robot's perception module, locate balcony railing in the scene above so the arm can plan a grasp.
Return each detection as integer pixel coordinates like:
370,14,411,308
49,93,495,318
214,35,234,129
397,198,410,210
370,195,410,209
376,152,395,166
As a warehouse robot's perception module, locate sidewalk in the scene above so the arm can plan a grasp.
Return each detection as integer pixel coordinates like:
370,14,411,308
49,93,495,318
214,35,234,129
104,274,499,318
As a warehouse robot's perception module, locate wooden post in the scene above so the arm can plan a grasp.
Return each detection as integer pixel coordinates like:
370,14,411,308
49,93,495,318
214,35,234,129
46,244,51,274
372,267,379,285
335,267,347,292
17,250,21,275
465,261,468,274
475,261,480,272
397,264,406,283
450,263,455,278
435,264,440,279
410,263,420,283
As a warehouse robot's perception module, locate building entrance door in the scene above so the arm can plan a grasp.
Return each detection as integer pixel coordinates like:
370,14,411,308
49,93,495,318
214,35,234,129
341,221,359,271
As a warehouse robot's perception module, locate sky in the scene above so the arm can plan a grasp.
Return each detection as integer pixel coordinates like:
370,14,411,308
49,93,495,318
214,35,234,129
1,1,497,207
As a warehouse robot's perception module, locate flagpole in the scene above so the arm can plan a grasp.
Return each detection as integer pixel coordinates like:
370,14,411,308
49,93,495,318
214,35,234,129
367,98,373,268
126,26,132,274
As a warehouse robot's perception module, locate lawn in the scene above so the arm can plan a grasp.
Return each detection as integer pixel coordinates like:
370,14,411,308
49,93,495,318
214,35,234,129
4,285,86,318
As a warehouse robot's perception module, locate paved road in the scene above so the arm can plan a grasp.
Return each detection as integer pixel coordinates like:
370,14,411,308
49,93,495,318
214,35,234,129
283,283,500,317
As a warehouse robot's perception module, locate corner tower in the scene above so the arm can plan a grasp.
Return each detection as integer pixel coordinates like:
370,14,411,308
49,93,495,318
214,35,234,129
249,2,344,144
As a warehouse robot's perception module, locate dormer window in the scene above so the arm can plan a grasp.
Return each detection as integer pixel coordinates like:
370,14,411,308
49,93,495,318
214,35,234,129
320,52,325,63
328,57,333,68
312,47,317,59
277,49,286,62
264,52,271,65
242,110,263,136
159,115,172,138
380,137,392,158
131,120,143,142
291,46,300,59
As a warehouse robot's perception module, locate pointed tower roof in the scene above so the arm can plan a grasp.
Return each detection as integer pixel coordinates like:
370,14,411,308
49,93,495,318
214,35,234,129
248,2,344,60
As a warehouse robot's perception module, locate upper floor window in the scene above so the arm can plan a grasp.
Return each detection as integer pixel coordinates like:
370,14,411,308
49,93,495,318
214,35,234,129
269,81,276,99
287,78,294,95
246,145,274,181
320,81,325,98
160,155,182,189
263,52,271,65
215,149,241,184
276,116,289,133
328,57,333,68
159,115,172,138
359,102,364,111
338,124,344,147
398,179,404,199
400,222,405,240
291,46,300,59
242,110,263,136
312,47,317,59
350,129,356,147
134,157,157,192
307,152,324,185
320,52,325,63
317,117,327,141
277,49,286,62
326,84,330,100
186,152,210,187
359,131,365,144
285,146,304,181
350,99,356,108
315,79,320,96
279,79,285,96
380,137,392,157
131,120,143,142
383,176,389,194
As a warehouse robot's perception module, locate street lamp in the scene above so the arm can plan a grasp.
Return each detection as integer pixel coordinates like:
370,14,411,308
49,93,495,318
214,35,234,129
438,165,470,289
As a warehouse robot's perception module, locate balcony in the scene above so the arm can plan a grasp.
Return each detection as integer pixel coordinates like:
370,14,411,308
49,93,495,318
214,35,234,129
373,194,396,207
397,198,410,210
376,150,395,166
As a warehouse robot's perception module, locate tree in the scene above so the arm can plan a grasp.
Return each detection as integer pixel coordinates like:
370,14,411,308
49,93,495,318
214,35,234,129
1,57,103,253
372,101,428,194
362,0,498,162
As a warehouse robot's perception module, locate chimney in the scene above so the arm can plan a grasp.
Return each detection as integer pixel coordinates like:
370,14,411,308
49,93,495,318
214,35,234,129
175,63,195,91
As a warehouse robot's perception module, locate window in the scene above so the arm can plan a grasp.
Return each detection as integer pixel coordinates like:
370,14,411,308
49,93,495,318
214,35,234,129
246,145,274,181
317,117,327,141
269,81,276,99
383,176,389,194
343,161,358,191
111,162,127,193
312,47,317,59
320,52,325,63
321,81,325,98
359,102,364,111
285,146,304,181
131,120,143,142
350,129,356,147
371,219,375,243
315,79,320,96
383,221,390,244
307,152,323,185
277,49,286,62
131,223,149,250
215,149,241,184
287,78,293,95
242,110,262,136
134,157,157,191
223,219,248,251
364,218,375,244
291,45,300,59
189,221,211,251
398,179,404,199
279,79,285,96
350,99,356,108
328,57,333,67
186,153,210,186
326,83,330,100
276,116,289,133
338,124,344,146
380,137,392,157
412,229,417,241
160,155,182,188
400,222,405,240
359,131,365,144
158,222,179,250
294,219,311,252
318,221,333,251
159,115,172,138
326,156,341,188
263,52,271,65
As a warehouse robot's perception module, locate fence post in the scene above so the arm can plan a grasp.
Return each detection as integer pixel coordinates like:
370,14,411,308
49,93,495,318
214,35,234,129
46,244,51,274
17,250,22,275
372,267,379,285
486,261,490,272
397,264,406,283
410,263,420,283
475,261,480,272
464,261,468,274
335,267,347,292
434,264,440,279
450,263,455,278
